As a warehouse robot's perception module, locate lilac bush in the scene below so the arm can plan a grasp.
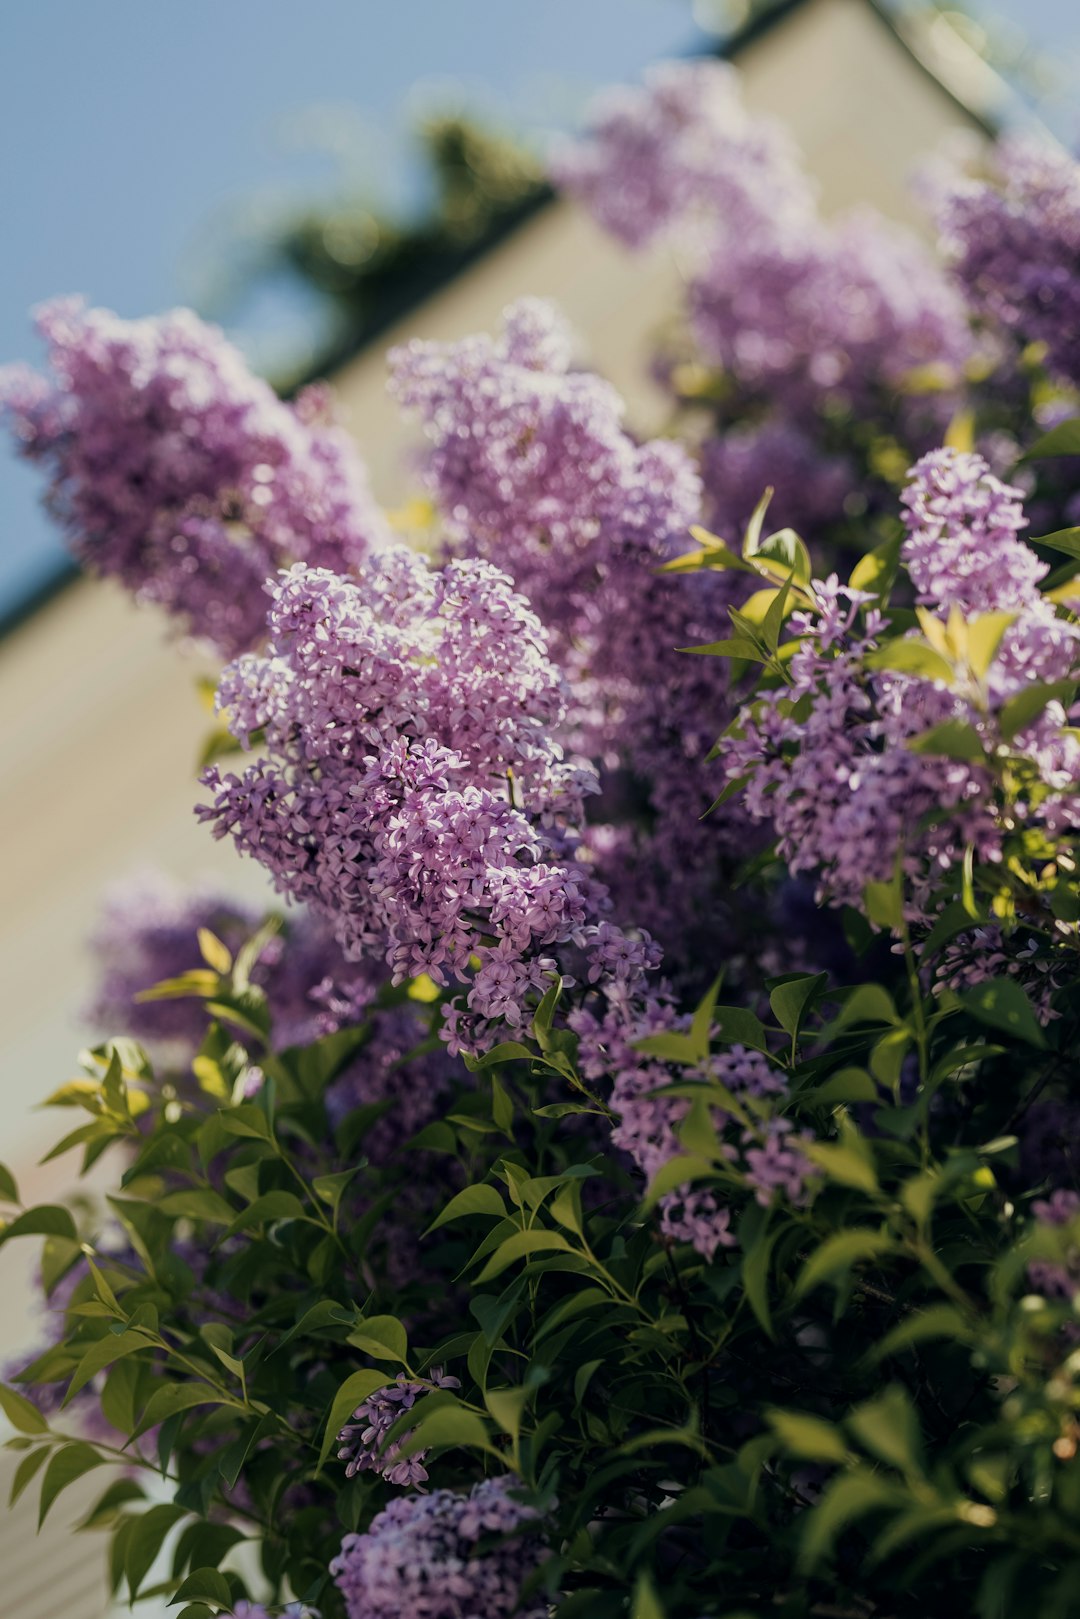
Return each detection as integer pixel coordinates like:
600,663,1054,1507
5,55,1080,1619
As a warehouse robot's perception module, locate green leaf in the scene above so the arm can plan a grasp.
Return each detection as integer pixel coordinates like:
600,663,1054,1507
865,639,954,685
804,1067,879,1105
464,1041,536,1073
0,1205,77,1246
0,1163,19,1205
484,1386,529,1441
800,1140,878,1195
171,1568,233,1607
633,1030,700,1064
1021,420,1080,459
921,901,981,960
270,1301,356,1357
681,636,766,660
159,1190,237,1225
769,973,827,1040
66,1331,152,1403
346,1314,409,1363
959,978,1047,1048
124,1502,188,1599
798,1472,901,1571
532,978,562,1053
8,1445,48,1506
863,876,904,931
311,1167,360,1218
0,1382,49,1434
832,985,899,1029
38,1443,107,1527
631,1571,666,1619
392,1400,492,1462
475,1229,576,1283
689,972,724,1059
216,1104,276,1143
795,1230,896,1297
197,929,233,976
318,1369,396,1468
998,679,1076,742
767,1409,850,1464
77,1477,146,1530
132,1381,233,1439
906,719,986,762
849,532,901,598
966,612,1017,680
870,1304,973,1361
847,1385,924,1476
742,1225,779,1341
1030,525,1080,559
644,1153,716,1208
227,1191,307,1234
713,1006,770,1051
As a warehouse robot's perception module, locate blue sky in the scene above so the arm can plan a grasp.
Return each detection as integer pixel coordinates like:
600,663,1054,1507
2,0,1078,616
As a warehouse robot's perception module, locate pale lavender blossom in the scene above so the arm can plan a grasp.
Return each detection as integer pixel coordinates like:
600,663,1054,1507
329,1474,550,1619
336,1368,461,1486
936,135,1080,388
0,300,389,653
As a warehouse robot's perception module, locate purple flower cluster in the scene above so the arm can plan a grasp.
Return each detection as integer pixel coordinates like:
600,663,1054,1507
85,873,338,1053
391,297,756,974
201,550,601,1053
550,59,813,252
336,1368,461,1487
900,447,1043,613
556,62,974,433
572,931,813,1258
0,300,388,653
329,1474,549,1619
726,449,1080,919
86,872,454,1158
936,136,1080,389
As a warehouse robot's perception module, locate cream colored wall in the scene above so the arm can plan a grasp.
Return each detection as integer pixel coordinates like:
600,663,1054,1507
0,3,998,1606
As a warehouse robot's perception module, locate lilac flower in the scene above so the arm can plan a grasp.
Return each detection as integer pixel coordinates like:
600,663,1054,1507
936,135,1080,389
391,297,757,976
0,300,388,653
336,1368,461,1486
329,1474,550,1619
900,447,1043,613
557,63,974,434
723,446,1080,931
201,550,600,1053
550,59,813,251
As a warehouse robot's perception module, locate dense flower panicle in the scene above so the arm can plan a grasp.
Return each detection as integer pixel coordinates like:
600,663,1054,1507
900,447,1043,612
557,63,974,433
901,446,1080,705
0,299,388,653
330,1474,549,1619
937,136,1080,389
550,59,814,251
202,551,602,1049
572,925,813,1259
689,210,974,430
336,1368,461,1486
728,460,1080,918
391,297,760,973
